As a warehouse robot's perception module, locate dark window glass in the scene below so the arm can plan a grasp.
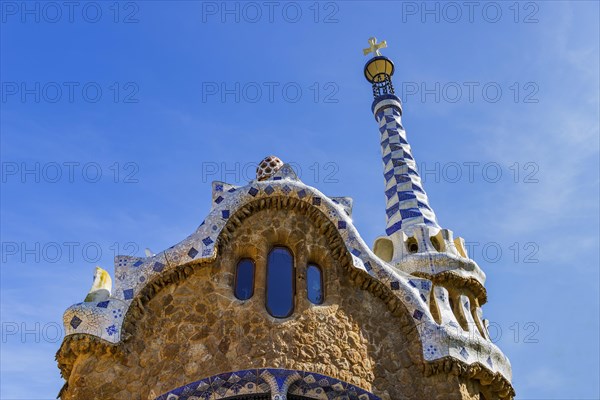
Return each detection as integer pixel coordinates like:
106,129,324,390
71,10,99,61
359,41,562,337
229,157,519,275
266,247,294,318
306,264,324,305
234,259,255,300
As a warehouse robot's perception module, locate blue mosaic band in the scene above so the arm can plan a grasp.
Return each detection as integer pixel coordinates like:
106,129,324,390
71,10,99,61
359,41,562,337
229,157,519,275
374,97,439,235
154,368,380,400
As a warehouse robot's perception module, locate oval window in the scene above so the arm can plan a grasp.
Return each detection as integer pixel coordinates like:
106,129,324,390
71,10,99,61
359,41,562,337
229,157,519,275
234,258,255,300
306,264,324,305
266,247,294,318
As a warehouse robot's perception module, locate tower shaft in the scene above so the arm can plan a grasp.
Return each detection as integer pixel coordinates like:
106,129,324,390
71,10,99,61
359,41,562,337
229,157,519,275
374,99,439,235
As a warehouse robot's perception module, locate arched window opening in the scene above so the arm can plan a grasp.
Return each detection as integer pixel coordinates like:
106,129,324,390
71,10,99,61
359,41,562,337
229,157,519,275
306,264,324,305
406,237,419,253
266,246,295,318
234,258,255,300
430,236,442,252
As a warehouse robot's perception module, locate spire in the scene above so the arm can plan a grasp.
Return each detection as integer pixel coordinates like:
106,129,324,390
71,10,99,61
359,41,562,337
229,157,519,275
363,38,439,236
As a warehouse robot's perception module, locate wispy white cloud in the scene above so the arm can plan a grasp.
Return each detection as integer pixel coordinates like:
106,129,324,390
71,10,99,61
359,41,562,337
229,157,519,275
464,4,599,237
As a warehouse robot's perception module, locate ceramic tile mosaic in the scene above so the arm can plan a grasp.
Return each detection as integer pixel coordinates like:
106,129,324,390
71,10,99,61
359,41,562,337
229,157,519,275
156,369,380,400
375,106,439,235
330,196,353,217
63,298,127,343
61,159,512,381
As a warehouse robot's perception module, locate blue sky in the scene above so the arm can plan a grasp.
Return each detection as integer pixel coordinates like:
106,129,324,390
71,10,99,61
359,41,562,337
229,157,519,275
1,1,598,399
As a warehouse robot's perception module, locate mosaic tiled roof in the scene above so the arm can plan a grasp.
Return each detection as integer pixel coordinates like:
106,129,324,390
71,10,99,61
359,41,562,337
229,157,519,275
61,159,512,384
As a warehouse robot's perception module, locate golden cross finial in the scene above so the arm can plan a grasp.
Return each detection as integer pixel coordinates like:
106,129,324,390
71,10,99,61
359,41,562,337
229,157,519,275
363,37,387,57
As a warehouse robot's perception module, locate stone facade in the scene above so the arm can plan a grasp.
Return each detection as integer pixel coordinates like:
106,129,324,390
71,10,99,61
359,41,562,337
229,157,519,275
57,204,503,400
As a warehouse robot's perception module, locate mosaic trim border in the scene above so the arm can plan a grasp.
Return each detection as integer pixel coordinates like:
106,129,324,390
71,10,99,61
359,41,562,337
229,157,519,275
155,368,380,400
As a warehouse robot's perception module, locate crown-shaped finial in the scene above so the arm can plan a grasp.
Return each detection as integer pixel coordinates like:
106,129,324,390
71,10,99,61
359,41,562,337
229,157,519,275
363,38,395,99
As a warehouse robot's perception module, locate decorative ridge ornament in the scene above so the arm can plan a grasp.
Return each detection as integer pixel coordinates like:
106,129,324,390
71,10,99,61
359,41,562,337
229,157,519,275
363,37,388,57
257,155,284,181
83,266,112,302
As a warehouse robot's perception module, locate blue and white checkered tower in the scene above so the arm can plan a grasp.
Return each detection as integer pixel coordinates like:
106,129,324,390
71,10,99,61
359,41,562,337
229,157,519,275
363,38,439,237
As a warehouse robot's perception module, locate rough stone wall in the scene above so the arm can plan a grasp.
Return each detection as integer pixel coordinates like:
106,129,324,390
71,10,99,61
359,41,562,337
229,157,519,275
58,205,488,400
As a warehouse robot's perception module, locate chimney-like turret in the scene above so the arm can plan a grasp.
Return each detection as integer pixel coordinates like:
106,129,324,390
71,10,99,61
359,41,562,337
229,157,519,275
363,37,439,237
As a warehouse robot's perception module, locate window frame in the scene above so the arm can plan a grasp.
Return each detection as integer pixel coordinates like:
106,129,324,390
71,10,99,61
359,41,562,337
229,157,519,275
265,245,296,318
234,257,256,301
